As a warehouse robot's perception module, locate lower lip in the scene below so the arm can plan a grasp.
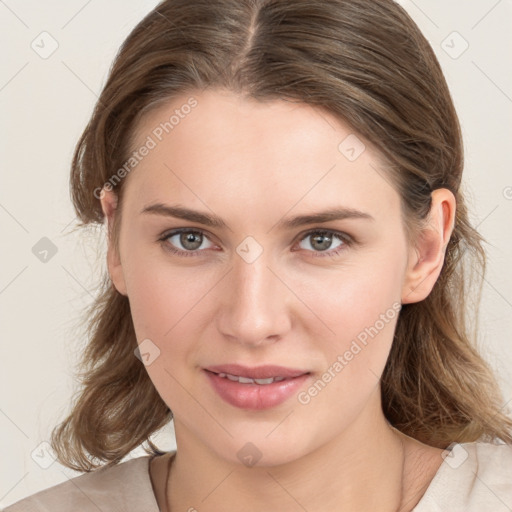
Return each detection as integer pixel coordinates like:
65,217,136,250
204,370,310,410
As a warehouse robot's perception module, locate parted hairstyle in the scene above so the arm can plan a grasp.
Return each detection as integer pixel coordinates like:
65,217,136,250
51,0,512,471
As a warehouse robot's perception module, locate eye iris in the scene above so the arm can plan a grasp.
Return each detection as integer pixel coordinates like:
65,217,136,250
311,233,332,251
180,232,202,250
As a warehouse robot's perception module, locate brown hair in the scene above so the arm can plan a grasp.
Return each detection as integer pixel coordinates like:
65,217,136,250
51,0,512,471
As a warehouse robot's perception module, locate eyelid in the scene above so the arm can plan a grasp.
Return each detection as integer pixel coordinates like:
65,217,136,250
294,227,353,244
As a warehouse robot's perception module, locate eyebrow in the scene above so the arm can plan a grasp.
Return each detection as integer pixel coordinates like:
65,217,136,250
140,203,375,230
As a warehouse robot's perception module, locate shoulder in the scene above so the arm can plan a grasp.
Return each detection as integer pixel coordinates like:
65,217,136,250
2,456,159,512
414,441,512,512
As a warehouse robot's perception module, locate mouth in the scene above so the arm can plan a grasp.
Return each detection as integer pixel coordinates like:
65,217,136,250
203,364,311,410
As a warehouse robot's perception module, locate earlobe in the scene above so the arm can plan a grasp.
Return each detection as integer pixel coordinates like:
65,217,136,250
401,188,456,304
99,187,128,296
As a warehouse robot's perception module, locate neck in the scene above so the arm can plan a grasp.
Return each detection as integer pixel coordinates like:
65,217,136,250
165,397,409,512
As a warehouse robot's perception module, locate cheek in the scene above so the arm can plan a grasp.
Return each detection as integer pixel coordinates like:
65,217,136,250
291,252,403,398
122,242,216,338
290,252,403,341
122,252,220,409
121,248,223,385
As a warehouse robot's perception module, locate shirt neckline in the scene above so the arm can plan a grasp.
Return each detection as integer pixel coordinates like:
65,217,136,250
146,451,176,511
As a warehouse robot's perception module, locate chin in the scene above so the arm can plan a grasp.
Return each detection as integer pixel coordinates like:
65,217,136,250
206,430,316,469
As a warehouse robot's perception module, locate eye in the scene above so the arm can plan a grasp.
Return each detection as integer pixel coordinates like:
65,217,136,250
158,228,216,257
295,229,352,257
158,228,353,258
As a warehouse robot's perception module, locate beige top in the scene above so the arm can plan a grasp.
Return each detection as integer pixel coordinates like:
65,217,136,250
3,441,512,511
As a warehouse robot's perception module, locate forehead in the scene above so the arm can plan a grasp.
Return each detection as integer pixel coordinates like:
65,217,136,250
123,89,400,225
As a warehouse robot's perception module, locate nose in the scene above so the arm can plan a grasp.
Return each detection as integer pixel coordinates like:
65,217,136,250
216,247,292,347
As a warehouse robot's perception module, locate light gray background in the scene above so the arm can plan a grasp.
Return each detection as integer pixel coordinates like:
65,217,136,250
1,0,511,506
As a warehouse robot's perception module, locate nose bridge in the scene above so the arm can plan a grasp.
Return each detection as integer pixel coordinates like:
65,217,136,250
218,243,290,344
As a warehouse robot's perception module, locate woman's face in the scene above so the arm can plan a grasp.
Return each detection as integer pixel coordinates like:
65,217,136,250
103,89,422,466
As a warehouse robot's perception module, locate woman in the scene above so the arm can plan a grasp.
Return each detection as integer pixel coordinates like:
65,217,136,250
5,0,512,511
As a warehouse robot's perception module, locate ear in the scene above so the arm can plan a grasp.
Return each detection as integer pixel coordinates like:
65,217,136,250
401,188,456,304
99,187,128,296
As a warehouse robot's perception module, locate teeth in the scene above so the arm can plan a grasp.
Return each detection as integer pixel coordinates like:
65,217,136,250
216,372,288,385
254,377,275,384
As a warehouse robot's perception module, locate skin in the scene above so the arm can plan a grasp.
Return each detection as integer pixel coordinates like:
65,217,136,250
100,88,455,512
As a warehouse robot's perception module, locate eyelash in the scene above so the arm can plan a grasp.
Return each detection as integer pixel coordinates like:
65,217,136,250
157,228,354,259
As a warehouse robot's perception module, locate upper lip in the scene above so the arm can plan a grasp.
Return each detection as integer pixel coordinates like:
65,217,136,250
205,364,310,379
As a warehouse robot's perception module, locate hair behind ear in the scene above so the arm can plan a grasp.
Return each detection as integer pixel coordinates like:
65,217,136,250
382,194,512,447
